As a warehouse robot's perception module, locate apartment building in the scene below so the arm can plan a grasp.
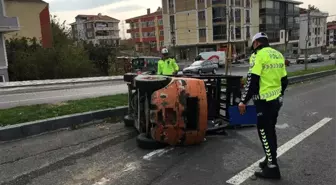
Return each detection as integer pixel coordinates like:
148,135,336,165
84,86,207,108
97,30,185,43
1,0,19,82
126,8,164,53
326,21,336,48
3,0,52,48
251,0,302,55
162,0,252,60
71,14,120,46
299,9,328,54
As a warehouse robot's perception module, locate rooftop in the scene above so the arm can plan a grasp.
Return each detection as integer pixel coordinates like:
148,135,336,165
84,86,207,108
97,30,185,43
75,13,119,22
126,7,162,22
274,0,303,5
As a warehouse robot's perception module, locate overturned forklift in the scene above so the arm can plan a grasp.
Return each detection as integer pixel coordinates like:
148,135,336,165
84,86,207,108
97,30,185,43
123,73,245,149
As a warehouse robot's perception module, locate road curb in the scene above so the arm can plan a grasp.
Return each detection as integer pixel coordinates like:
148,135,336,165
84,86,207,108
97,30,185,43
0,106,128,141
288,69,335,85
0,69,335,141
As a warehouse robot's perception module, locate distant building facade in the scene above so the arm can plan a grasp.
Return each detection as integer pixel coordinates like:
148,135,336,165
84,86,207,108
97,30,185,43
71,13,121,46
299,9,328,54
162,0,252,60
126,8,164,53
326,21,336,48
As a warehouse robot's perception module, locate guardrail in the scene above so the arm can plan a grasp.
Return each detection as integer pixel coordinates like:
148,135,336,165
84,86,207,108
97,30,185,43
0,76,124,89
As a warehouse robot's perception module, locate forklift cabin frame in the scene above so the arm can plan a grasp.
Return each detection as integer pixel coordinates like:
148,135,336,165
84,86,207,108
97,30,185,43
123,73,243,133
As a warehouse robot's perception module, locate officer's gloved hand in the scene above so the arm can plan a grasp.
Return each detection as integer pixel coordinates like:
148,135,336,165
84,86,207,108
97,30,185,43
279,96,284,107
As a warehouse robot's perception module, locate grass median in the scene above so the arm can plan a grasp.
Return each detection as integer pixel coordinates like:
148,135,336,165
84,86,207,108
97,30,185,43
1,65,335,126
0,94,128,126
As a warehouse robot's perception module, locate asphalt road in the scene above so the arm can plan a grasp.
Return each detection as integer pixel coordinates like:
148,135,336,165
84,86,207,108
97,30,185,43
0,75,335,185
0,60,334,109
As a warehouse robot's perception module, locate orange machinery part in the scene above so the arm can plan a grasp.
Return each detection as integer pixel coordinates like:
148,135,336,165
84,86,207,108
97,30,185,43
150,77,208,146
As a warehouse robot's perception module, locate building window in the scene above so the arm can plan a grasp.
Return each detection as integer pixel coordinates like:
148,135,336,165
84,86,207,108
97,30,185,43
198,0,205,3
169,0,174,8
213,25,227,40
287,4,294,14
212,7,227,22
246,26,250,38
235,0,241,6
281,32,283,39
231,0,234,6
199,29,206,37
230,26,234,40
235,9,241,22
160,41,164,47
198,11,206,20
0,75,4,82
135,33,140,38
87,31,93,37
86,23,92,29
158,19,163,25
274,1,279,9
143,31,155,37
245,0,250,7
160,30,164,36
245,9,250,23
235,26,241,39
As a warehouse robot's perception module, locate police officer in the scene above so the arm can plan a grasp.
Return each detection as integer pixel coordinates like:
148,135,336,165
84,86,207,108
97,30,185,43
157,48,179,75
239,32,288,179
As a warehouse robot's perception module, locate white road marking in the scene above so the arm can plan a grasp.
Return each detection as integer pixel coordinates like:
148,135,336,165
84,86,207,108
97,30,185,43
275,123,289,129
92,177,110,185
143,148,174,160
226,117,333,185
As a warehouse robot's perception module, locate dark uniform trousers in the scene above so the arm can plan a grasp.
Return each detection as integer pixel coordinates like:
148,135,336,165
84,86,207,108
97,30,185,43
254,97,282,166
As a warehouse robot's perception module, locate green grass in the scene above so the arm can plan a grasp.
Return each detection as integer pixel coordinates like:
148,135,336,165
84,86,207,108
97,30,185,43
1,64,335,126
241,64,336,84
287,65,336,77
0,94,128,126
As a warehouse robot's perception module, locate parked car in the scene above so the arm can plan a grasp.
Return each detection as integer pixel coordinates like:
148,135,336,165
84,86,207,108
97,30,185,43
329,53,336,60
296,55,312,64
183,60,218,74
309,54,318,62
317,54,324,62
194,51,226,67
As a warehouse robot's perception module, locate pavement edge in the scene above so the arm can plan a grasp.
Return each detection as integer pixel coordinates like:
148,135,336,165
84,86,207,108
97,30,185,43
0,106,128,141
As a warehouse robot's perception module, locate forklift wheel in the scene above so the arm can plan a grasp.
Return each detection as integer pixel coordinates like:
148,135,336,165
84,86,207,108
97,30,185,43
124,115,134,127
136,133,167,150
124,73,137,83
135,75,172,92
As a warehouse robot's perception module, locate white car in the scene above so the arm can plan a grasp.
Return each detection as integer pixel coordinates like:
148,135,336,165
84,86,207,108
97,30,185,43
309,54,318,62
329,53,335,60
296,55,312,64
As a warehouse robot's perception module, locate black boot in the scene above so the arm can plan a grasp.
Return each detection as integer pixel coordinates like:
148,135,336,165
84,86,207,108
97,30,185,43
254,165,281,179
259,158,267,169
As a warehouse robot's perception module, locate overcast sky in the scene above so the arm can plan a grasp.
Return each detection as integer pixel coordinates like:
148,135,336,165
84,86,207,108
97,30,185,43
44,0,336,39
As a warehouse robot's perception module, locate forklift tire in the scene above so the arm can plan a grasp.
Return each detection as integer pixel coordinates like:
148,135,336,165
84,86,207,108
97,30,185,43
135,75,171,92
124,73,137,83
123,115,134,127
136,133,167,150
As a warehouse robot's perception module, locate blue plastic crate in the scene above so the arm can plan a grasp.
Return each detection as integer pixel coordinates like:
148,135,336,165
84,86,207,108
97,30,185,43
229,105,258,126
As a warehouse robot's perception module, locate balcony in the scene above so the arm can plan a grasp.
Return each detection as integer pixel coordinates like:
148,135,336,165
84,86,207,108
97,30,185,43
0,17,20,32
95,35,120,39
95,26,119,31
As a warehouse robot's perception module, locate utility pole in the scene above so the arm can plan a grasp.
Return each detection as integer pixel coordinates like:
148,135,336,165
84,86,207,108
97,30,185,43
304,10,310,70
225,5,232,76
170,21,176,58
284,3,288,53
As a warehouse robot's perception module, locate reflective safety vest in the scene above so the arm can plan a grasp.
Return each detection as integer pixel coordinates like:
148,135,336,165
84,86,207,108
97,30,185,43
249,47,287,101
157,58,179,75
